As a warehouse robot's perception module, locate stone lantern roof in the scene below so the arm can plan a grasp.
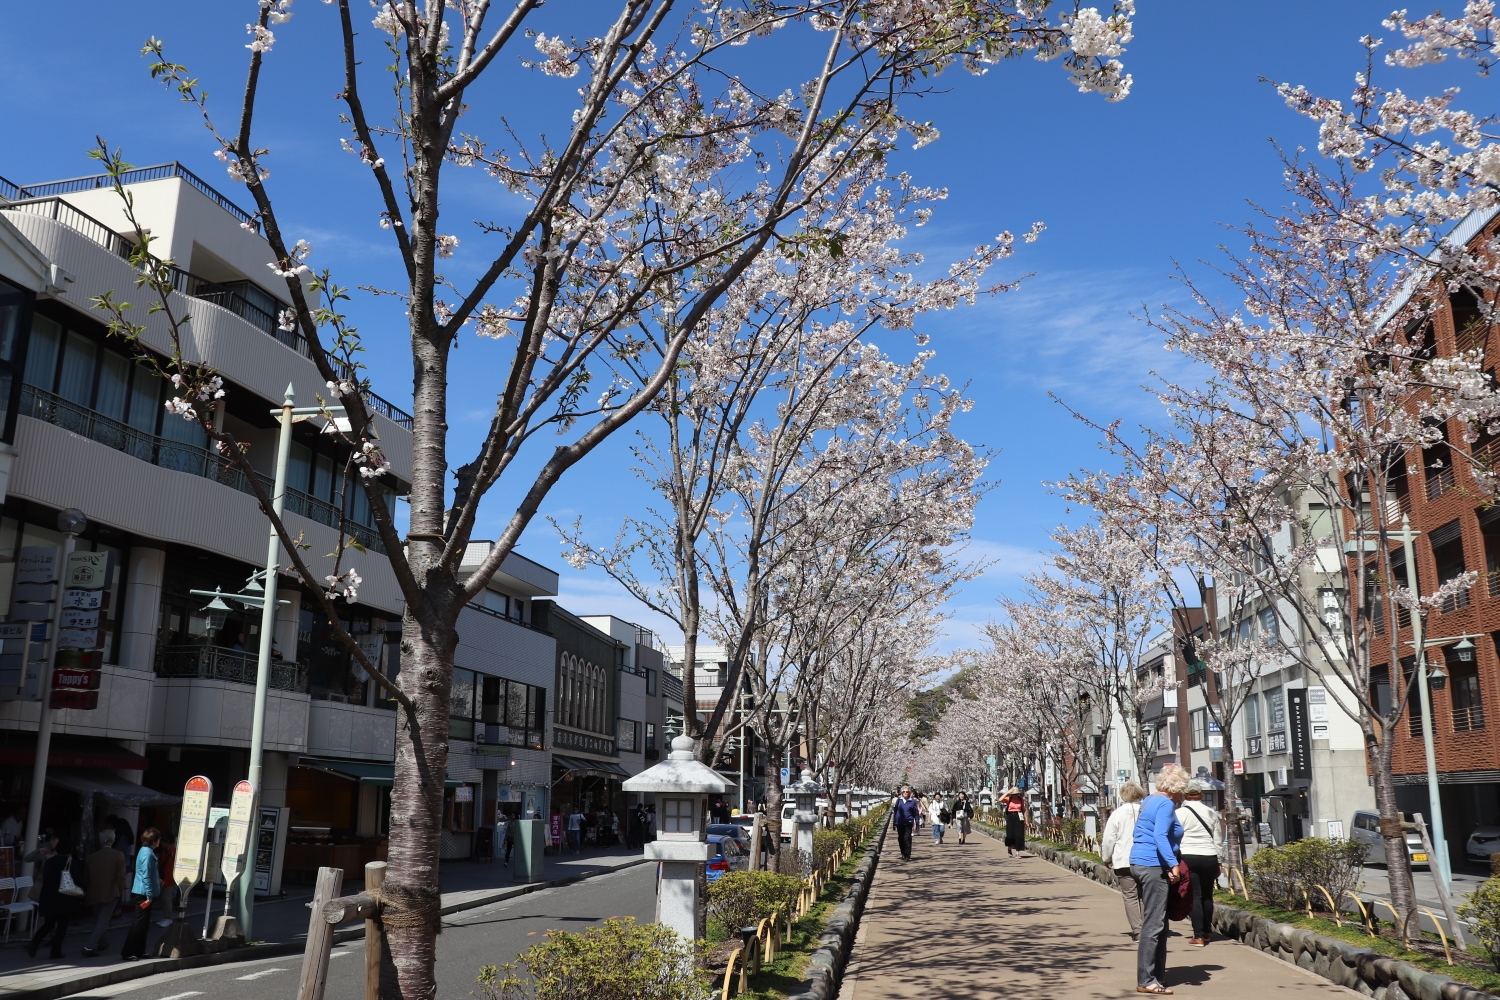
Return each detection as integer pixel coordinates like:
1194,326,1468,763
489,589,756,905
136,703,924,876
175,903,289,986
786,767,823,796
623,736,729,794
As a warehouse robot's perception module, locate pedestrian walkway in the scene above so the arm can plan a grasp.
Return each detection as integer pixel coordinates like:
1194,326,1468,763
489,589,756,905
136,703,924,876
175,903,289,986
839,831,1353,1000
0,846,644,1000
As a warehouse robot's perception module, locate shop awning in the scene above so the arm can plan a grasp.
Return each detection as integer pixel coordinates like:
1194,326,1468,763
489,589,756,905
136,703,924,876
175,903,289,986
552,754,631,780
0,737,149,771
298,758,464,788
46,771,180,808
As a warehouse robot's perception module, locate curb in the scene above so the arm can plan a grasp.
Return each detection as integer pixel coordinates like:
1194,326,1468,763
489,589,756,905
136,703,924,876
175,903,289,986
1,859,650,1000
786,814,889,1000
1017,838,1500,1000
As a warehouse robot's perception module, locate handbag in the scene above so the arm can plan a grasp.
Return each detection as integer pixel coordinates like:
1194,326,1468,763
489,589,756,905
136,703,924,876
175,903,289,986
1182,804,1223,879
57,867,85,897
1165,863,1192,921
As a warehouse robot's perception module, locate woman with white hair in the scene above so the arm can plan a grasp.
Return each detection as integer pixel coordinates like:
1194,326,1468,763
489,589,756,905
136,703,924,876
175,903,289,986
1100,781,1147,939
1129,765,1189,995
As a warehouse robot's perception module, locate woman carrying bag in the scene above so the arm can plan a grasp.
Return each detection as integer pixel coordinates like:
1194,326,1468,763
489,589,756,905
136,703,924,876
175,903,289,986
1002,787,1027,856
1129,766,1189,995
1100,781,1146,939
951,792,974,845
1176,781,1224,947
120,828,162,961
25,837,85,959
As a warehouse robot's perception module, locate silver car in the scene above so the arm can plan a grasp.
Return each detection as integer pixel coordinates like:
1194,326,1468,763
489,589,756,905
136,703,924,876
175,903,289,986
1349,809,1428,867
1466,825,1500,865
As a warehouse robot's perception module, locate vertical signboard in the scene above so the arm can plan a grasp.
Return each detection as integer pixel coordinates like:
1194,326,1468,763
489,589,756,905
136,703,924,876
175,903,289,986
174,775,213,902
221,780,256,893
4,546,58,701
1287,688,1312,781
254,806,283,895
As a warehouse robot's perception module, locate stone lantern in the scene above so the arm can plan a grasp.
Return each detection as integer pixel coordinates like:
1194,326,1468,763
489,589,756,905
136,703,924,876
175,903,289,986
785,767,823,860
623,735,728,942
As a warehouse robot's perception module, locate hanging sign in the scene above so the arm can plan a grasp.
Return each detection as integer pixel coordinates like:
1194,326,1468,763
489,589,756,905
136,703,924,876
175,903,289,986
62,589,107,610
221,780,256,891
15,546,58,584
174,776,214,898
65,551,112,589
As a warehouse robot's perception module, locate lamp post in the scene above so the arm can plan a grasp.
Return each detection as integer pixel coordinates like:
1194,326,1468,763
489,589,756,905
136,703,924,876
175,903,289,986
21,508,87,859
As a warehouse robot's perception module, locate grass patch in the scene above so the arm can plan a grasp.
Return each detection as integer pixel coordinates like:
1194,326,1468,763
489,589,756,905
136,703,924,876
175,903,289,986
734,838,876,1000
1217,891,1500,993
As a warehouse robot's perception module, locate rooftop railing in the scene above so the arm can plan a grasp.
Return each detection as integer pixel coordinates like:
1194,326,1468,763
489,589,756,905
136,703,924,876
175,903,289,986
21,383,387,554
2,196,412,429
10,162,260,233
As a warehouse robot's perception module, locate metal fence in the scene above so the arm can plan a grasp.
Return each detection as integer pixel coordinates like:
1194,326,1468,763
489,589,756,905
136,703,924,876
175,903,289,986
156,644,309,693
21,384,386,554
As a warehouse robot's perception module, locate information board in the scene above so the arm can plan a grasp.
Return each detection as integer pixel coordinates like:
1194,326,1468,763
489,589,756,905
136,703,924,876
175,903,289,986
173,776,213,897
222,780,256,891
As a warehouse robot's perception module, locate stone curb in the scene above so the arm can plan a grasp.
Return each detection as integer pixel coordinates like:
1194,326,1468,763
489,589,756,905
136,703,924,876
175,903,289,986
785,815,890,1000
1,858,650,1000
1016,837,1500,1000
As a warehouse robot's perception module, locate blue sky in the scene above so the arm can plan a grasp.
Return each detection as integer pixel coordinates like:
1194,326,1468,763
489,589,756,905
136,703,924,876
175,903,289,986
4,2,1494,652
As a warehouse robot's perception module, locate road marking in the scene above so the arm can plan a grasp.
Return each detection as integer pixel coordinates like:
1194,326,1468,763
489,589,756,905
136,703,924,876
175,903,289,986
154,993,204,1000
329,948,353,958
235,968,288,981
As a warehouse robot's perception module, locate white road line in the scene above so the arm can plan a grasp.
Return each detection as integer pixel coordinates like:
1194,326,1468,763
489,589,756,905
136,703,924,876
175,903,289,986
234,968,289,981
329,948,353,958
154,992,204,1000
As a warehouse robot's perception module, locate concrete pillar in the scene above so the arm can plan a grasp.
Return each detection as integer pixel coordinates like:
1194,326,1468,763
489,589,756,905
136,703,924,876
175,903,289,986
118,545,165,670
275,587,301,664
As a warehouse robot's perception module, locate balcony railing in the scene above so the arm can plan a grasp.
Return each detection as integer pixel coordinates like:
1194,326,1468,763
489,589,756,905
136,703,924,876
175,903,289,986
1439,584,1472,614
1454,704,1486,732
9,161,260,232
1427,465,1457,500
156,644,309,693
21,384,387,554
660,670,683,704
1,196,412,429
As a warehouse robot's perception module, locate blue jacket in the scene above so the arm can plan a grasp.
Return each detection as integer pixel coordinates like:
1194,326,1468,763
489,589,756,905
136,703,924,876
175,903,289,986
1129,794,1183,869
892,797,921,826
132,846,159,898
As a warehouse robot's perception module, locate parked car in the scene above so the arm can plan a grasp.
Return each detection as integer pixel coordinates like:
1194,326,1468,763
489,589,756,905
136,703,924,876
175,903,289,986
707,823,750,851
1466,825,1500,865
705,834,747,883
1349,810,1429,867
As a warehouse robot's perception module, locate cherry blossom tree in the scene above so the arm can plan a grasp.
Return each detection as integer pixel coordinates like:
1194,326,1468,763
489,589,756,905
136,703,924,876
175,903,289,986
84,1,1137,991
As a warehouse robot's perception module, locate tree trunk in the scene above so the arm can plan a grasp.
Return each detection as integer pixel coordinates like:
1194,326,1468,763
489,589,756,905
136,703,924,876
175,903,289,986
764,754,786,855
1368,729,1417,938
382,614,458,1000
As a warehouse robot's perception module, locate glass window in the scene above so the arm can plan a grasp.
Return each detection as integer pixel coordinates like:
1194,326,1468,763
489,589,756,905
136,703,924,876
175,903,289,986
1266,687,1286,731
1244,694,1261,736
482,675,502,725
24,315,61,390
288,443,312,495
530,684,545,732
159,405,207,448
506,679,527,730
1259,608,1278,639
645,722,656,753
617,718,638,753
450,667,476,740
313,453,336,503
646,669,656,696
0,283,24,363
126,366,158,432
94,350,130,422
57,330,96,406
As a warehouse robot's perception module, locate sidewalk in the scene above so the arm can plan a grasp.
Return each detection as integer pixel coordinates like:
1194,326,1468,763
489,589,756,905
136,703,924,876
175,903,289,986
839,832,1354,1000
0,846,645,1000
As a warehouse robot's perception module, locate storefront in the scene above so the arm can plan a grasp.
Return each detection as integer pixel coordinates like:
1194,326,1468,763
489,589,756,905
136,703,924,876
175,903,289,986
283,759,446,881
551,755,631,848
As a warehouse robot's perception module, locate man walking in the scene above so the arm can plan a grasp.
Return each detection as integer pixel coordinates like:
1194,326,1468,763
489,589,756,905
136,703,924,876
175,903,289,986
81,829,128,956
567,807,586,855
892,787,921,862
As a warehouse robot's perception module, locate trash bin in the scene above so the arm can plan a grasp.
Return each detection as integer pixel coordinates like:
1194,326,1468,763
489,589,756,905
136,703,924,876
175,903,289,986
512,818,545,883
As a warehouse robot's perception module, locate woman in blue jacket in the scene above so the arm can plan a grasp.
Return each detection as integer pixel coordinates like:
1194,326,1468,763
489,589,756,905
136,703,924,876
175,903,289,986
1129,766,1189,995
119,828,161,961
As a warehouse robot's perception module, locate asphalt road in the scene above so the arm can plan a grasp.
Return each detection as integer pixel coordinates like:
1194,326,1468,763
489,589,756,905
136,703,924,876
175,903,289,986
67,864,658,1000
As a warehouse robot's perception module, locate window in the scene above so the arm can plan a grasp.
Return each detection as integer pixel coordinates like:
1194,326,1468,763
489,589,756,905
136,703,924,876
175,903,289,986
450,667,477,740
662,797,695,835
1430,520,1470,612
617,718,638,753
1190,709,1209,751
1451,646,1485,732
474,674,546,748
646,668,656,696
1244,695,1261,737
557,651,609,735
1265,687,1286,732
1259,607,1279,640
301,610,371,704
645,722,657,755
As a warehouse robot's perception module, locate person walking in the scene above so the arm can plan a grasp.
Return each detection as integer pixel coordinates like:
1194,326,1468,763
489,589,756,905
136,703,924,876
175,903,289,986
1002,787,1027,856
567,807,586,855
120,828,162,961
1130,766,1189,995
81,829,129,956
892,787,921,861
26,837,84,960
1176,780,1224,947
928,795,947,845
951,792,974,845
1100,781,1147,940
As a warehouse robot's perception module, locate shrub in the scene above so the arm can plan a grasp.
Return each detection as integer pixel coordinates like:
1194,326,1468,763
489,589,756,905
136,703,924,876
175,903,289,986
773,848,812,878
1458,877,1500,972
812,829,845,869
707,871,804,932
1060,818,1086,850
1246,838,1367,912
475,916,711,1000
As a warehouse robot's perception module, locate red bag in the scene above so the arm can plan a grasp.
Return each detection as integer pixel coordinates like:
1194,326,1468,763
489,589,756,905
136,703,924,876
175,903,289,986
1166,863,1193,921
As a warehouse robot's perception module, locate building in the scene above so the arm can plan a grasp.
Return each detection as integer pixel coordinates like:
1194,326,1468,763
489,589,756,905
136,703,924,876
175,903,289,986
578,616,684,805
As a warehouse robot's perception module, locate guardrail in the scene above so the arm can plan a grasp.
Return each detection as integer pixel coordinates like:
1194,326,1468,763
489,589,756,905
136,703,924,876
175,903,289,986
156,644,309,693
9,161,260,231
1,196,413,429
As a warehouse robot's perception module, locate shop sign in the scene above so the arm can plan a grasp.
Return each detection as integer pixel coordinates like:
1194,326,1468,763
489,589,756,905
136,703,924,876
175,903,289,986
15,546,58,584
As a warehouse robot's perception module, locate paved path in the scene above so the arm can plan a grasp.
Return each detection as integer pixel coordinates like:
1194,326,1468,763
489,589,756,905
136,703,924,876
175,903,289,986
840,830,1355,1000
0,848,644,1000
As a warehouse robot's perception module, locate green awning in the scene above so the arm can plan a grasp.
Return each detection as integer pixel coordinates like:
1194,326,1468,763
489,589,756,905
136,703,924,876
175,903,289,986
299,758,464,788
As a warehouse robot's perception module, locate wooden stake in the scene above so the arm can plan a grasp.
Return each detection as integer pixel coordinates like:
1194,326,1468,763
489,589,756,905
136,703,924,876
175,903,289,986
364,861,387,1000
296,866,344,1000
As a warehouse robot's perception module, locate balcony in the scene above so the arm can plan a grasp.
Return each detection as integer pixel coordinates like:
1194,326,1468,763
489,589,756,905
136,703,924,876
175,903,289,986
5,162,261,233
0,196,412,429
1426,465,1457,501
156,644,308,693
21,384,387,554
1454,704,1487,732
